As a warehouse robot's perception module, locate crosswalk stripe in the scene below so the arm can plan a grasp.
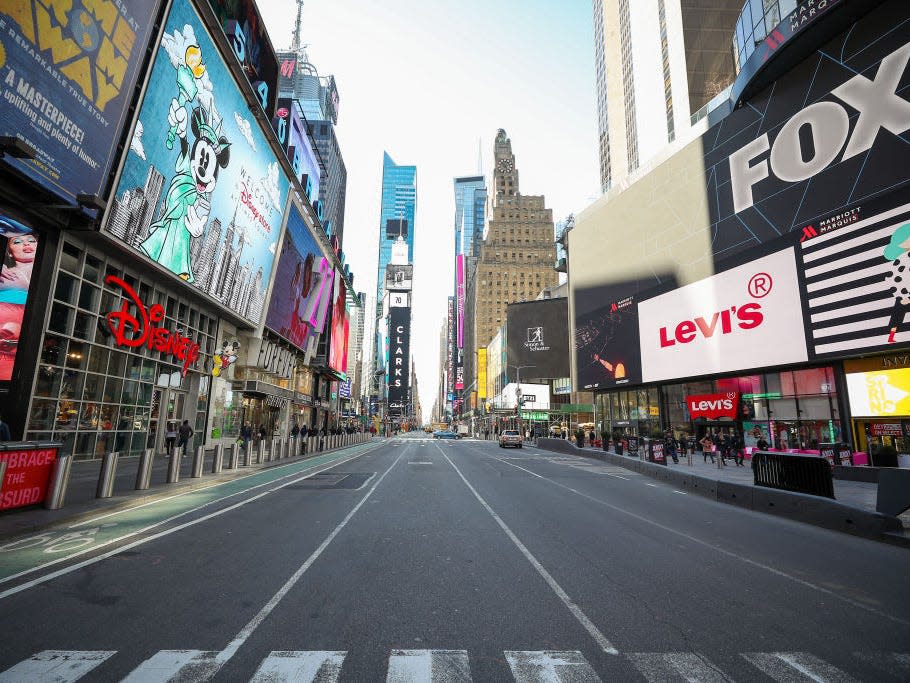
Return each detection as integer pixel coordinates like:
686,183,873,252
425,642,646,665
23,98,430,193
852,652,910,679
627,652,731,682
120,649,220,682
504,650,601,682
742,652,860,682
0,650,115,682
386,649,471,682
250,651,347,682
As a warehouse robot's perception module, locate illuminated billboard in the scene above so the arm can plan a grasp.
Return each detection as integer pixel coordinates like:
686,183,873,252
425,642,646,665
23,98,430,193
0,212,39,382
265,200,333,353
272,98,320,205
506,299,569,380
388,294,411,413
477,348,487,400
385,264,413,292
846,368,910,417
0,1,163,202
105,0,290,325
329,270,349,375
456,254,465,348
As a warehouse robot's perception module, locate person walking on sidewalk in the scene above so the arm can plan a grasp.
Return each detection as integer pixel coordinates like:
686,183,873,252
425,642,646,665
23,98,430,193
731,431,745,466
664,430,679,464
177,419,193,456
700,433,715,463
164,420,178,455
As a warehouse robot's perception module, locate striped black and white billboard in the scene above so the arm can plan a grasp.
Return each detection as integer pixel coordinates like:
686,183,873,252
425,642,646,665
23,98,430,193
798,200,910,358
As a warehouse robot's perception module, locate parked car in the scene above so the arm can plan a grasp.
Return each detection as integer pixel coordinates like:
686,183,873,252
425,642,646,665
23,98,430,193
499,429,522,448
433,430,458,439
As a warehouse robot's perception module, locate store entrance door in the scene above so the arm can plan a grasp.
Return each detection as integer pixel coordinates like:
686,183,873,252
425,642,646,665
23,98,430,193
149,387,187,454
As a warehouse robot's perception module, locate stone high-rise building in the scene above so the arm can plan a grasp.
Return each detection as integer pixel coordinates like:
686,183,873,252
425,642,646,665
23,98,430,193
474,129,558,350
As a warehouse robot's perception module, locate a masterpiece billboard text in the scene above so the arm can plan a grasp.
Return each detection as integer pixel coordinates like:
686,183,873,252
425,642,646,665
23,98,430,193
265,201,333,353
0,1,162,202
105,0,290,325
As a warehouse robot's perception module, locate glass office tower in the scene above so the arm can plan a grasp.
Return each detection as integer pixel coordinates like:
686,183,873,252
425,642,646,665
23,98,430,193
454,176,486,258
376,152,417,307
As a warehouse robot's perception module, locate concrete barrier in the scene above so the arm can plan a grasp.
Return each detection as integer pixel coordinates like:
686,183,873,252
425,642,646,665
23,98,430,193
534,437,901,540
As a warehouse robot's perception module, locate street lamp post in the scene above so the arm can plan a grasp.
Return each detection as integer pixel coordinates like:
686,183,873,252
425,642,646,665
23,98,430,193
509,365,536,440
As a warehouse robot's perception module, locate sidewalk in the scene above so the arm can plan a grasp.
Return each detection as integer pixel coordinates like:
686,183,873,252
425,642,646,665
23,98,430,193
0,436,377,540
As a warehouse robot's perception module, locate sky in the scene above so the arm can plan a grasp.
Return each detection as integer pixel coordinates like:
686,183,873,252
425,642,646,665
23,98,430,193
259,0,600,419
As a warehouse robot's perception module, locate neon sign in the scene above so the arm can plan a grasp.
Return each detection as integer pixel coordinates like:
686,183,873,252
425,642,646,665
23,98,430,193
105,275,200,376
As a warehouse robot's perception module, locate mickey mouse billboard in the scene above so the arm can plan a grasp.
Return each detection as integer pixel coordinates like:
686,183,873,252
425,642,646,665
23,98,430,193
104,0,289,326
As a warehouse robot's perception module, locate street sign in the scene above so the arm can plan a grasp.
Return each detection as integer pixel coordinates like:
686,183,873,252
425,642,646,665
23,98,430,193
521,394,536,403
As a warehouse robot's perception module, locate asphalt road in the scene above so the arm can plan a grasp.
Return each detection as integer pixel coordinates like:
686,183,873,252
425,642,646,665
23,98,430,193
0,436,908,682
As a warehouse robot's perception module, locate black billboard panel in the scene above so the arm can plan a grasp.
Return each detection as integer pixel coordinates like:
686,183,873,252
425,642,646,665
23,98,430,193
388,303,411,413
506,299,570,380
574,287,644,390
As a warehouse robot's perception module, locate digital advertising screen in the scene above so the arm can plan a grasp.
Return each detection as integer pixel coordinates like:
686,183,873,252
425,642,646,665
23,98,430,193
105,0,290,325
575,282,644,390
846,367,910,418
0,211,39,381
265,200,333,352
328,270,349,375
388,297,411,412
273,97,320,204
506,298,569,380
0,1,163,202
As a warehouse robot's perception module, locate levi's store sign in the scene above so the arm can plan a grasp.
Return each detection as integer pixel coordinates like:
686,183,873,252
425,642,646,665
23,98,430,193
638,248,808,383
686,393,740,420
106,276,200,376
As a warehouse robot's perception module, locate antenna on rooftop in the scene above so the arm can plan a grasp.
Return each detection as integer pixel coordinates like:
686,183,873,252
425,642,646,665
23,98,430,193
291,0,304,51
477,137,483,175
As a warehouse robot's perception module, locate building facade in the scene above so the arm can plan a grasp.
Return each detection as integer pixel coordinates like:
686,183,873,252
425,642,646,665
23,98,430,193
593,0,743,192
571,0,908,461
474,130,558,350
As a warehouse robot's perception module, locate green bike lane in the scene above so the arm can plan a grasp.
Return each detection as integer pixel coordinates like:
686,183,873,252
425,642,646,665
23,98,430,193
0,440,382,589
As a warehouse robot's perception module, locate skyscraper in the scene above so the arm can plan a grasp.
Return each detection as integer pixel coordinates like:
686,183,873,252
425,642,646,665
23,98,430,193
474,130,558,350
375,152,416,309
593,0,742,192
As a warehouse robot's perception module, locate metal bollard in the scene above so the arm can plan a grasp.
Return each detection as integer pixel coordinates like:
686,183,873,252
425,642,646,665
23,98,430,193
229,443,240,469
244,441,252,467
44,453,73,510
96,451,120,499
283,439,291,459
686,448,693,467
716,450,724,468
270,438,277,461
212,444,224,474
135,448,154,490
166,445,180,483
191,445,205,478
256,440,264,464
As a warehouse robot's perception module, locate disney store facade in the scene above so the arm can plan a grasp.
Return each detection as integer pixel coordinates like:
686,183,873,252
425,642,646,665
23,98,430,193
570,1,910,460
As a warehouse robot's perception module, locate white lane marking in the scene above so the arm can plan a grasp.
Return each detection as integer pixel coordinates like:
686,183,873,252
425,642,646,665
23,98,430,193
496,458,910,628
646,484,658,487
0,650,115,682
250,651,347,682
408,462,434,465
504,650,601,682
437,447,618,656
627,652,731,682
673,491,687,495
742,652,860,682
121,650,216,683
0,444,385,599
386,649,471,682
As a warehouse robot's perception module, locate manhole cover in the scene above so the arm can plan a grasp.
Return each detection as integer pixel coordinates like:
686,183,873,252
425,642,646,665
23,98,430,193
288,473,374,490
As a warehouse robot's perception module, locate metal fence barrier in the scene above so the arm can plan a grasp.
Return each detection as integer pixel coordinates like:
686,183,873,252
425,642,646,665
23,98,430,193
751,451,834,498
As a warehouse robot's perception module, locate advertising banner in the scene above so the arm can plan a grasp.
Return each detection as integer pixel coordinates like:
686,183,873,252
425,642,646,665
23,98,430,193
0,211,39,381
846,367,910,417
639,248,808,383
797,196,910,359
0,445,58,510
329,270,349,376
388,301,411,413
272,97,320,204
0,1,162,202
477,348,487,400
685,392,740,420
506,298,569,379
575,287,643,390
385,264,413,292
456,254,465,348
446,297,454,396
207,0,279,118
105,0,290,325
264,200,333,353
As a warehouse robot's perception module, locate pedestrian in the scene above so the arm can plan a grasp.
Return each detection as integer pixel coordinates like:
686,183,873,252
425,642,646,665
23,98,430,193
177,419,193,456
731,432,745,466
291,423,300,439
241,423,252,452
700,433,715,463
665,430,679,464
0,413,10,442
589,429,596,448
258,424,267,441
164,420,178,455
756,436,769,451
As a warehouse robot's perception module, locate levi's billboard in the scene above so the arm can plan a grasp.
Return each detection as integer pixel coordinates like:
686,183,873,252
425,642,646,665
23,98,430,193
104,0,289,326
638,248,808,383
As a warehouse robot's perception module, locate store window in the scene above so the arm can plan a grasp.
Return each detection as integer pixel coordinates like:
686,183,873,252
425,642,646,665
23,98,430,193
24,239,218,459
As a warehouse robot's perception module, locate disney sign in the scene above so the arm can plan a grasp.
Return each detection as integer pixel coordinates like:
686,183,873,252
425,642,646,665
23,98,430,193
105,275,200,376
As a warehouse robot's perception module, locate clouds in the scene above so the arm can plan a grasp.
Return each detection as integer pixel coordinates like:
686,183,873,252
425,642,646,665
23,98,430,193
130,120,146,160
260,161,282,213
233,112,257,151
160,23,220,126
